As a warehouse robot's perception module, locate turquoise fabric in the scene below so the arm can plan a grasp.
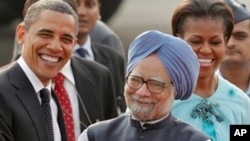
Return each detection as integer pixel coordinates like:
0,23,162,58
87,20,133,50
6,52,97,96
216,69,250,97
172,76,250,141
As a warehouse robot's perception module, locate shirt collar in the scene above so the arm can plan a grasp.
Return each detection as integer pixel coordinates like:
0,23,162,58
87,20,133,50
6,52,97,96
17,57,52,93
75,36,91,53
130,111,169,127
74,36,94,60
59,59,75,85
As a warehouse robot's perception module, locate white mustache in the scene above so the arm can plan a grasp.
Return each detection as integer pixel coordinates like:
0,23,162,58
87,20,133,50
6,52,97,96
131,94,157,104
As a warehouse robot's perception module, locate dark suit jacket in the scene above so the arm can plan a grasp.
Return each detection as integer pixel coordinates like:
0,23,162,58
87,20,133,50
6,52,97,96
0,62,67,141
86,113,211,141
91,42,126,112
70,56,118,131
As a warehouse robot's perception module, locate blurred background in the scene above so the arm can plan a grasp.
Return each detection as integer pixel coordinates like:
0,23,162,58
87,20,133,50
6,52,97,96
1,0,250,67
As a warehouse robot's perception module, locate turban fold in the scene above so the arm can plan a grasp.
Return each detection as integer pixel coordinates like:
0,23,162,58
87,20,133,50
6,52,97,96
127,30,199,100
225,0,250,23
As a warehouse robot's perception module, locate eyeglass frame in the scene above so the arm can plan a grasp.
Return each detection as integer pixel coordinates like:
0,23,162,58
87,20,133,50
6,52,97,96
126,74,173,94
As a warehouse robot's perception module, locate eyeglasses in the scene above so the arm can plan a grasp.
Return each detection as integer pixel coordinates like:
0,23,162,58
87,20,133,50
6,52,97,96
126,75,172,94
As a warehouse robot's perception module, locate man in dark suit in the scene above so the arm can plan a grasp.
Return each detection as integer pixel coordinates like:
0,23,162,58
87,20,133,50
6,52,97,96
57,56,118,139
8,0,119,140
9,0,126,113
74,0,126,112
0,0,78,140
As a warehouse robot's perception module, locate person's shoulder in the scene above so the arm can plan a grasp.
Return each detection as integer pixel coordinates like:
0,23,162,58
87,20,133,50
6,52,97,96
217,76,250,104
218,76,247,95
0,62,22,93
0,64,11,73
71,56,109,72
0,62,17,77
92,42,116,51
92,42,124,58
92,20,115,35
90,20,124,49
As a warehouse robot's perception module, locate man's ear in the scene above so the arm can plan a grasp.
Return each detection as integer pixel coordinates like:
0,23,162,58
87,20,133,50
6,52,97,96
16,22,26,45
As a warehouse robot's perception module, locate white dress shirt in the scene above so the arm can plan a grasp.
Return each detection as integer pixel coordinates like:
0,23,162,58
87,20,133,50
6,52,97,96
17,57,61,141
52,60,81,140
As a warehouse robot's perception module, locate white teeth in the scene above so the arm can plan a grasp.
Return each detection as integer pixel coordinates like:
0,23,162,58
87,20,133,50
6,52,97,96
41,54,59,63
199,59,212,63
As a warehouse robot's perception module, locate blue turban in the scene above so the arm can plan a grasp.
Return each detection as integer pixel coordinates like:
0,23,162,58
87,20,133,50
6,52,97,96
127,30,199,100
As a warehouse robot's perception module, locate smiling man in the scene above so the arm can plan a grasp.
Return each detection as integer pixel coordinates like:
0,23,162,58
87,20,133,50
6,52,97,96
78,30,211,141
0,0,78,140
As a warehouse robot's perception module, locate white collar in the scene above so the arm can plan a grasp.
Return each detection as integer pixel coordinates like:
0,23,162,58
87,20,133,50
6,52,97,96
74,36,94,60
17,57,52,93
59,59,75,85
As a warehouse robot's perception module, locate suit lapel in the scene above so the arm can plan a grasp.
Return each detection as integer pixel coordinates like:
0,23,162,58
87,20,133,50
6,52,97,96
92,43,109,65
70,57,97,130
9,63,49,141
9,63,68,141
71,57,96,86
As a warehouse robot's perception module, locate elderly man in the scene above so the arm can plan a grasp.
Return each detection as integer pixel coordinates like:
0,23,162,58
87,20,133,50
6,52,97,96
77,30,211,141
